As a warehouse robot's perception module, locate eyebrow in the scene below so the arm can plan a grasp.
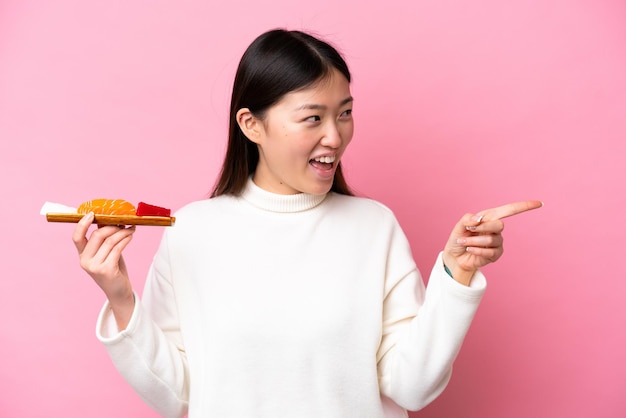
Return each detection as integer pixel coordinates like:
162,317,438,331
294,96,354,111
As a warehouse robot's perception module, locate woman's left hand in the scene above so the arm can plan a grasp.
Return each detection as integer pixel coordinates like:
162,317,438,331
442,200,543,285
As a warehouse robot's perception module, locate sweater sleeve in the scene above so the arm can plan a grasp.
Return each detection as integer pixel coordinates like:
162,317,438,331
95,231,190,418
376,220,486,411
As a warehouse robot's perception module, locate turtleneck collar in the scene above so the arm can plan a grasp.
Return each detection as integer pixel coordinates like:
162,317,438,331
240,177,327,213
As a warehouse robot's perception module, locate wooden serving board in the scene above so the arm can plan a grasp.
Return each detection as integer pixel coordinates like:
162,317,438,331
46,213,176,227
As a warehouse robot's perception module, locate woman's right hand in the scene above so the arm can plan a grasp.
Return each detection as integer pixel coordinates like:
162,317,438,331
72,212,136,330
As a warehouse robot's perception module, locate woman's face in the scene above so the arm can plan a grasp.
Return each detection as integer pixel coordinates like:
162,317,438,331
247,69,354,195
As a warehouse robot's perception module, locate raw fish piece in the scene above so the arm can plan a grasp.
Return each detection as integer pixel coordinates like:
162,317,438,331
77,199,136,215
136,202,171,217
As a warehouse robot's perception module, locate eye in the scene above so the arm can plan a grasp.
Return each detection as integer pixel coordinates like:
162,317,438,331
340,109,352,119
304,115,321,122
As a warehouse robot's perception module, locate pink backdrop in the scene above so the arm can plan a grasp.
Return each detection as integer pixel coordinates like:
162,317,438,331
1,1,625,417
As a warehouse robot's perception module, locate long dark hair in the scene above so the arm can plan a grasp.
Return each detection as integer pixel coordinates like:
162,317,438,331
211,29,353,197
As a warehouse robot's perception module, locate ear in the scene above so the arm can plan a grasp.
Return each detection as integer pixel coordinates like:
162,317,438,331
236,108,263,144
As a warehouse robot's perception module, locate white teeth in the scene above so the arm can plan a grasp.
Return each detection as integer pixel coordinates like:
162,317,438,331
314,156,335,163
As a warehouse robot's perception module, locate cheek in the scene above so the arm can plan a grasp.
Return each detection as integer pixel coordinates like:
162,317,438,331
341,124,354,145
275,129,314,162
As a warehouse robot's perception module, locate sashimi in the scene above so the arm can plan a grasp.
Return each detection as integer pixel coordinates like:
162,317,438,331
136,202,171,217
77,199,136,215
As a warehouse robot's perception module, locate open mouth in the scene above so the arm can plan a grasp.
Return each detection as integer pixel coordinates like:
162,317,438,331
309,155,335,171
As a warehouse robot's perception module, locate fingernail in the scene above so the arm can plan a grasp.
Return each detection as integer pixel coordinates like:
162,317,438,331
471,215,484,223
465,226,477,231
85,212,94,221
457,238,466,244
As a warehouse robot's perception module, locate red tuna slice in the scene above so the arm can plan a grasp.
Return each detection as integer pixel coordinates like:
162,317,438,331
136,202,171,217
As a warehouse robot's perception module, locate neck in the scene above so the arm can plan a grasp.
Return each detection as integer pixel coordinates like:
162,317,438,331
241,177,327,213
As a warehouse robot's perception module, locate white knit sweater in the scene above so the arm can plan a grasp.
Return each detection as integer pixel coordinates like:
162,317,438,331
96,178,486,418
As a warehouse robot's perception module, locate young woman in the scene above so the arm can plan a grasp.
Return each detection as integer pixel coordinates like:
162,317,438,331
73,29,541,418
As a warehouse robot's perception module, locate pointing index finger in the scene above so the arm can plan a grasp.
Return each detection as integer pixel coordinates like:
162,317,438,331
478,200,543,221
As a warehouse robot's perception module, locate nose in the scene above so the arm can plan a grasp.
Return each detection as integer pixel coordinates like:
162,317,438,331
320,121,342,149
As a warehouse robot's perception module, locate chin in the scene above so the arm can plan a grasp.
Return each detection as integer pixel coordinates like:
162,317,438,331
306,181,333,195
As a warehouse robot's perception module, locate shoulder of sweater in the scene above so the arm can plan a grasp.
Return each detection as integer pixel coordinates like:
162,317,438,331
167,196,237,226
171,194,399,222
325,196,412,241
327,193,398,218
173,195,234,214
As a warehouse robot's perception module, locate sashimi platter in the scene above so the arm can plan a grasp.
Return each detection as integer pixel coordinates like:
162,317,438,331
41,199,175,227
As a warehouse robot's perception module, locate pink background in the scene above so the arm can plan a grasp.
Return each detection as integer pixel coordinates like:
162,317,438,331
1,1,625,417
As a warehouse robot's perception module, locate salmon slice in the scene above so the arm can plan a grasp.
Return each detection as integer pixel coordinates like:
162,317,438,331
77,199,136,215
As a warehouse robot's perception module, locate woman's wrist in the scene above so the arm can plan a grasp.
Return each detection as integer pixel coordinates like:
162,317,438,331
108,291,135,331
442,254,476,286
